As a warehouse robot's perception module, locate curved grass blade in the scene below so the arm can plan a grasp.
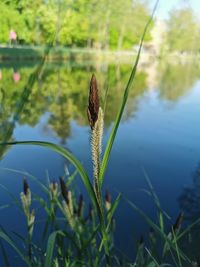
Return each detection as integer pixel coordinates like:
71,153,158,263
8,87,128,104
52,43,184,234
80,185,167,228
142,168,170,231
81,225,99,252
0,165,49,193
66,169,78,186
99,0,159,186
176,217,200,241
99,193,121,251
0,183,21,210
107,193,121,230
172,229,182,267
0,231,32,267
0,240,11,267
127,199,191,264
44,230,64,267
0,141,102,220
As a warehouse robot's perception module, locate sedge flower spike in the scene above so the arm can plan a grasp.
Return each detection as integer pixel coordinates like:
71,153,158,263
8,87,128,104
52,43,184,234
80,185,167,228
87,74,104,200
87,74,99,129
59,177,69,204
20,179,35,239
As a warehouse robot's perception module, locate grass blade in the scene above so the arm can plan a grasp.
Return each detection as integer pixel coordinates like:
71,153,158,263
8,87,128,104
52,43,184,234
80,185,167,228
99,0,159,185
44,230,64,267
142,168,170,230
107,193,121,229
0,141,104,223
176,217,200,241
0,231,32,267
0,240,11,267
127,199,191,264
0,141,96,205
0,167,49,193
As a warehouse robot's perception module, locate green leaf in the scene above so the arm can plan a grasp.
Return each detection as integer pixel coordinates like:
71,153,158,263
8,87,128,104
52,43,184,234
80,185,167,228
99,1,159,185
107,193,121,229
44,230,64,267
66,169,78,186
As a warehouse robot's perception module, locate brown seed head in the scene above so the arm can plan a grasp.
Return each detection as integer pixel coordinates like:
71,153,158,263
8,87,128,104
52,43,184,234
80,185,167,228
172,212,184,232
105,190,111,204
87,74,99,129
52,181,57,191
23,178,29,196
59,177,69,204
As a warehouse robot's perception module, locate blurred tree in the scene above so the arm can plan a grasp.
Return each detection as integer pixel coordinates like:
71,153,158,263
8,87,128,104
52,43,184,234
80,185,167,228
109,0,153,50
0,0,153,49
157,59,200,101
166,8,200,52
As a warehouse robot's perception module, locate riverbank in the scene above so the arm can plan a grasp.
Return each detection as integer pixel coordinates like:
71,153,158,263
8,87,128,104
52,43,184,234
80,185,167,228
0,46,139,63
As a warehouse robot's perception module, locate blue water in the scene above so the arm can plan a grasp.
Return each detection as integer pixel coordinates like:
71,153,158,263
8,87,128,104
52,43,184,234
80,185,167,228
0,58,200,264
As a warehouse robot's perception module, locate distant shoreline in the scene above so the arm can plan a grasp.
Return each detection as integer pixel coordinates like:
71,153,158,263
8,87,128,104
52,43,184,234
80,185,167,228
0,46,199,64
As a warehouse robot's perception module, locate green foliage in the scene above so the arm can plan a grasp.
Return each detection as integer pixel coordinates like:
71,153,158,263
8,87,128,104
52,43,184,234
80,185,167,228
166,8,200,52
158,59,200,101
0,0,153,49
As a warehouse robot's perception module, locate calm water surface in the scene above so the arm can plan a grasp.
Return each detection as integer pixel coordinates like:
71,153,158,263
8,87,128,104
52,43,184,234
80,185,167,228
0,56,200,262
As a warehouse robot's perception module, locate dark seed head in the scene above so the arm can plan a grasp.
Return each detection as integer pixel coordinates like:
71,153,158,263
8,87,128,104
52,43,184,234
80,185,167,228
77,194,83,217
172,212,184,232
23,178,29,196
105,190,111,204
59,177,69,204
87,74,99,129
139,235,144,245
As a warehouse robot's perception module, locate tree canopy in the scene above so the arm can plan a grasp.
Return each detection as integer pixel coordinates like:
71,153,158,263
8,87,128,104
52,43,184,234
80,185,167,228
0,0,152,49
165,8,200,52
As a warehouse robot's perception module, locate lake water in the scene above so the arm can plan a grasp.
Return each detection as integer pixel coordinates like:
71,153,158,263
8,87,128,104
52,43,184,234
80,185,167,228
0,54,200,264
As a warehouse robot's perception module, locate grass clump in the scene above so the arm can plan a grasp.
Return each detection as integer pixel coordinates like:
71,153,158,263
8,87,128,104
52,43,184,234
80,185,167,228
0,171,198,267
